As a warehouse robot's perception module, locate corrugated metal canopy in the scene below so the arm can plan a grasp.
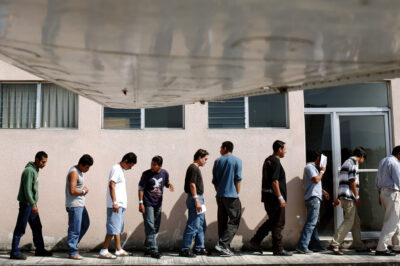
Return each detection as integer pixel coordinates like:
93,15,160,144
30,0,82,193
0,0,399,108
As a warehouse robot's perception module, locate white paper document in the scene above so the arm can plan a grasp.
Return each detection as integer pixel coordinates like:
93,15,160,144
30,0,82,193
320,154,327,168
197,204,206,214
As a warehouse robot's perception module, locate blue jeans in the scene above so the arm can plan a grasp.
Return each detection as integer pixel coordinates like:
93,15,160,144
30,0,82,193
181,194,207,251
143,206,161,252
66,207,90,256
11,203,45,256
297,197,322,251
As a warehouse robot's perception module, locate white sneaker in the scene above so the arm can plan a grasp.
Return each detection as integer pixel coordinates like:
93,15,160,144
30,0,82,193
115,249,130,256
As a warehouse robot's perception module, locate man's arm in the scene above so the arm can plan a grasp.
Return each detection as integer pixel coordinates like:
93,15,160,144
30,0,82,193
109,181,119,213
349,179,361,206
235,182,241,195
311,166,326,184
272,180,286,208
22,170,36,206
138,190,145,213
189,183,202,213
68,171,88,196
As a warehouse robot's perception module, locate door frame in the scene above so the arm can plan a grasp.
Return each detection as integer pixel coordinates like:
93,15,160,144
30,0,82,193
305,107,392,238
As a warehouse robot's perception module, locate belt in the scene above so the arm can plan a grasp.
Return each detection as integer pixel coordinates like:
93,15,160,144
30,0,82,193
382,187,400,192
262,188,274,193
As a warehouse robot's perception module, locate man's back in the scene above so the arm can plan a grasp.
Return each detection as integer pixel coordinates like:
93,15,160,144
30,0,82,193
212,154,242,198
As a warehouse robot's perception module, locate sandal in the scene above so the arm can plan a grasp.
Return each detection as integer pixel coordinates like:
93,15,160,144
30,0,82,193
331,247,344,255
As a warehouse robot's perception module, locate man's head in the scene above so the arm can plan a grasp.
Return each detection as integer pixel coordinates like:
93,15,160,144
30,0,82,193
34,151,48,169
120,152,137,170
78,154,94,173
151,155,163,173
194,149,209,167
392,146,400,160
273,140,286,158
220,141,233,155
308,150,321,165
353,146,367,164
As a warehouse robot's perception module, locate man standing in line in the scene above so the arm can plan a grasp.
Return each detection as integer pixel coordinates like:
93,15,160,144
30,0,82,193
179,149,210,257
375,146,400,256
249,140,292,256
99,152,137,259
296,151,330,254
65,154,94,260
138,156,174,259
10,151,53,260
212,141,242,256
329,147,368,255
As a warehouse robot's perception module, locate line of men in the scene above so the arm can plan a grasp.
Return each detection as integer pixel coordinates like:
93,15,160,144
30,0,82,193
9,140,400,260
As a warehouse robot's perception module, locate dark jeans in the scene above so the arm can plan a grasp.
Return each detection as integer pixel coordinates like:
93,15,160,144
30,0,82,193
11,203,45,256
216,197,241,249
143,206,161,252
66,207,90,256
297,197,323,251
252,194,285,253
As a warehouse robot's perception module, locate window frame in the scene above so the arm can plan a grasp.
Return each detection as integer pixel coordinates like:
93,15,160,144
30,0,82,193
0,82,78,129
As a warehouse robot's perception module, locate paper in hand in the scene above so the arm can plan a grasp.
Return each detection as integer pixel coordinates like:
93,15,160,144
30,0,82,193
197,204,206,214
320,154,327,168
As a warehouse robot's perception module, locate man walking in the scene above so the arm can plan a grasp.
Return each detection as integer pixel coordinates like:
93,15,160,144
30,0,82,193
375,146,400,256
330,147,368,255
65,154,94,260
179,149,210,257
249,140,292,256
212,141,242,256
138,156,174,259
10,151,53,260
296,151,330,254
99,152,137,259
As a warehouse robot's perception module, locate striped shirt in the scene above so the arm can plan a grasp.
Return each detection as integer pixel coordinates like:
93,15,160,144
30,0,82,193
338,157,359,200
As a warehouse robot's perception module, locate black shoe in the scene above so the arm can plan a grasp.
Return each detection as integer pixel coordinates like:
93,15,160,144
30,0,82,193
150,251,161,259
35,249,53,257
179,249,196,257
10,253,27,260
273,250,293,256
375,249,396,256
249,239,263,254
144,250,152,256
193,248,211,256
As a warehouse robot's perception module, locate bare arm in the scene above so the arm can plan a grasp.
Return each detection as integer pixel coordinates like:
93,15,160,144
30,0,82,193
311,166,326,184
138,190,145,213
189,183,202,213
272,180,286,207
349,179,361,206
235,182,241,195
109,181,119,213
68,171,87,196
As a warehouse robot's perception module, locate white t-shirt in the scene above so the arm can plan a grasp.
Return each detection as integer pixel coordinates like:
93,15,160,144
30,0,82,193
106,164,127,208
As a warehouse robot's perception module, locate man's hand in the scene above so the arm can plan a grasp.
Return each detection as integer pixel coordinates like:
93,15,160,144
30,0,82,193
113,203,119,213
195,198,202,213
32,205,39,214
355,198,361,206
333,198,340,207
139,203,145,213
320,165,326,172
279,198,286,208
83,187,89,195
169,183,175,192
322,190,330,201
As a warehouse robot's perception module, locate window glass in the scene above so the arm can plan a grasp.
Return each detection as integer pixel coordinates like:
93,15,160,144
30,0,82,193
208,98,245,128
249,93,287,127
145,105,183,128
0,84,37,128
304,82,389,108
104,108,141,129
41,84,78,128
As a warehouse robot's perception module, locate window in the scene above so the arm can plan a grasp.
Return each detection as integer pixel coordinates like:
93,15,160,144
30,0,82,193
0,83,78,129
103,105,184,129
304,82,389,108
208,93,287,128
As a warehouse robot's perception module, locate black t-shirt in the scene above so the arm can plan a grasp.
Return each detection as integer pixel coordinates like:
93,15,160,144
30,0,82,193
184,164,204,195
262,155,287,202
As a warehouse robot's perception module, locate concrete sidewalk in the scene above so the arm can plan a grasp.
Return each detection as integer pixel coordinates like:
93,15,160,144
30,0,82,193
1,250,400,266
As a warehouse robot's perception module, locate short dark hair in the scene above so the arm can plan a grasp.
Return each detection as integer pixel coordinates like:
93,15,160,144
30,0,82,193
392,146,400,156
194,149,209,161
78,154,94,166
121,152,137,164
222,141,234,153
273,140,285,153
35,151,48,161
353,146,367,159
308,150,321,162
152,155,163,166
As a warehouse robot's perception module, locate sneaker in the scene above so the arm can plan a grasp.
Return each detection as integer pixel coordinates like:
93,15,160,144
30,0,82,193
296,248,313,254
35,249,53,257
115,249,130,256
99,252,117,259
69,254,83,260
215,243,232,257
150,251,161,259
10,253,27,260
193,248,212,256
179,249,196,257
375,249,396,256
273,250,293,256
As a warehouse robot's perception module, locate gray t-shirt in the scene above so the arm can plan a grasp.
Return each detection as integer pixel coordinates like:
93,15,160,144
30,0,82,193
303,162,322,201
65,166,85,207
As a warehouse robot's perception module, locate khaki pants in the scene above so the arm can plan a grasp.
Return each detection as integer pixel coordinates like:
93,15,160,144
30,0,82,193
376,189,400,252
330,199,364,249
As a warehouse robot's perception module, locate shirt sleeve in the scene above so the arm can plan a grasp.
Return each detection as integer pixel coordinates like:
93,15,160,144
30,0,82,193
109,166,120,184
270,159,281,181
306,165,319,180
22,169,36,206
348,161,357,181
138,173,146,191
390,160,400,188
234,159,242,182
187,165,197,185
